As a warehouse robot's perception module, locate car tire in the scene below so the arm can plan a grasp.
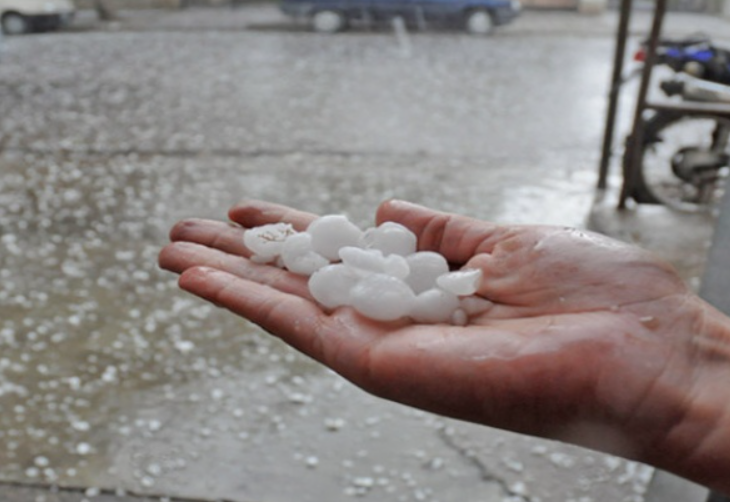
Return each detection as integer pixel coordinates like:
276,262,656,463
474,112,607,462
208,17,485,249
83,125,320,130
311,10,346,33
2,12,30,35
465,10,494,35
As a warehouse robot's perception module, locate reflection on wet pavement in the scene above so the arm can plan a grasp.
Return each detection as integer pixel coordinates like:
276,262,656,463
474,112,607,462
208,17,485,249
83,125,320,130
0,11,656,501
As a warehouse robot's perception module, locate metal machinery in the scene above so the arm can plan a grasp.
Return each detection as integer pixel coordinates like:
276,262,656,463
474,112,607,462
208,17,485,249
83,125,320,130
597,0,730,206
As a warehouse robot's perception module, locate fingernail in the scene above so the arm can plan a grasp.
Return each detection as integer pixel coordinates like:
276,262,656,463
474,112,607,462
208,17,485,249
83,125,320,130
170,219,205,240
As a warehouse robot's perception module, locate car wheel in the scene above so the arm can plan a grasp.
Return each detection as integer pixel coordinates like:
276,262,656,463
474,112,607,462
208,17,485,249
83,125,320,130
465,10,494,35
2,13,30,35
311,10,345,33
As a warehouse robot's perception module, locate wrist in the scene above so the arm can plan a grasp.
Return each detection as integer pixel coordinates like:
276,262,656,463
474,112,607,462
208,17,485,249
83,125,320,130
644,298,730,494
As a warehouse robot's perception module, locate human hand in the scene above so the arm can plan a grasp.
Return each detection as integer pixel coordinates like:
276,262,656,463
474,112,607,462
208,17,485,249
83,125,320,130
159,199,730,493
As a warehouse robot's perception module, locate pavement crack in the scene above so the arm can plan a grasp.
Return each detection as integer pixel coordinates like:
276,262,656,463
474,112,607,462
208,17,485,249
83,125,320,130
0,145,521,164
0,480,244,502
2,145,420,159
436,425,531,502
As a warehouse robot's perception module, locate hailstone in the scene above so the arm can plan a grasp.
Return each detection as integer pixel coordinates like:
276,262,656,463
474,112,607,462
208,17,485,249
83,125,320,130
410,288,460,324
308,264,360,309
349,274,415,322
281,232,329,276
361,222,417,257
436,269,483,296
339,247,410,279
243,212,488,326
243,223,296,261
451,308,468,326
459,296,492,317
307,215,363,261
405,252,450,294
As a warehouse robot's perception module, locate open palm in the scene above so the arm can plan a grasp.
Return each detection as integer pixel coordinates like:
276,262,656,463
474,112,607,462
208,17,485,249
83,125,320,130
159,199,724,479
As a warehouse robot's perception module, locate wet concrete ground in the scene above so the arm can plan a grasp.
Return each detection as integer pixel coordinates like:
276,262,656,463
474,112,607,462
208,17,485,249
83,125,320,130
1,6,728,502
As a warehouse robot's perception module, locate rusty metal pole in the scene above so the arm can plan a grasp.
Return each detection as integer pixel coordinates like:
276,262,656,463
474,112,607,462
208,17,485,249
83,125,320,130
597,0,633,190
618,0,667,208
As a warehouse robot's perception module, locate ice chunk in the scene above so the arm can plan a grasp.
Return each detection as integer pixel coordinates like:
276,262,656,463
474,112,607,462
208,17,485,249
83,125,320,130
307,215,364,261
308,264,359,309
281,232,329,276
361,222,417,256
436,269,483,296
349,274,415,321
243,223,296,259
339,247,387,275
410,288,459,324
383,254,409,279
460,296,492,316
250,254,275,264
246,213,486,326
339,247,409,279
405,252,450,294
451,308,468,326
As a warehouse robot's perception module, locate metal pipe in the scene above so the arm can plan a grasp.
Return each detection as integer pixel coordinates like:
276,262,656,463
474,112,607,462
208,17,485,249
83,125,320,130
597,0,633,190
618,0,668,208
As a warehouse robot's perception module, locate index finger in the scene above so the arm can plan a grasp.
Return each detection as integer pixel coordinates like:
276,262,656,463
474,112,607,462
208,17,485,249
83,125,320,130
229,200,318,232
179,266,328,359
178,266,384,377
376,200,511,264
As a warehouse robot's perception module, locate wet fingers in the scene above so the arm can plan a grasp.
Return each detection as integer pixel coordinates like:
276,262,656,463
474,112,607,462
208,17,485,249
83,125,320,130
228,199,317,232
169,218,251,257
159,241,312,299
178,266,330,362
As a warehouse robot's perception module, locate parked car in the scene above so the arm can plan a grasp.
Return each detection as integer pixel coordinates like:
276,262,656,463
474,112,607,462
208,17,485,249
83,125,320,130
280,0,520,34
0,0,76,35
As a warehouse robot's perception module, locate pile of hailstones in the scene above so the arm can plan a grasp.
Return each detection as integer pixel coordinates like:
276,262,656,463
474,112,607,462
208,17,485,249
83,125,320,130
243,215,491,325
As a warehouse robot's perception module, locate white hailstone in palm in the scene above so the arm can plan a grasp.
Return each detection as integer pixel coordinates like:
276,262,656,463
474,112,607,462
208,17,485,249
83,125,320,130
243,223,296,262
280,232,329,276
436,268,483,296
339,247,410,279
410,288,460,324
460,296,492,317
349,274,416,322
404,251,450,294
361,222,417,257
245,213,487,325
339,247,386,275
451,308,468,326
307,215,364,261
382,254,410,279
308,264,360,309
